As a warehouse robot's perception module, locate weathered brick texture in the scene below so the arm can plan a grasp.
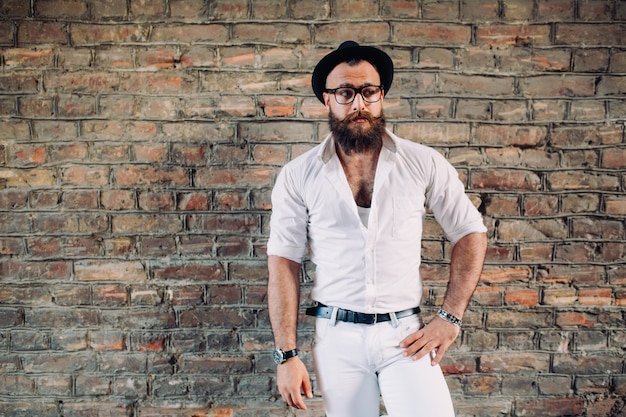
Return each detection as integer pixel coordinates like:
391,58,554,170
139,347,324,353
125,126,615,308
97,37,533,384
0,1,624,416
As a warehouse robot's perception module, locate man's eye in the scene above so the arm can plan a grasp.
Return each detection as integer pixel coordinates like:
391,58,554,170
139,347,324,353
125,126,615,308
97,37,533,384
338,89,354,98
362,88,377,97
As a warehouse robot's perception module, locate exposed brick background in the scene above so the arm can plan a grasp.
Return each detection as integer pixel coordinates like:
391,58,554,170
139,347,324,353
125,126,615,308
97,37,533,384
0,1,625,416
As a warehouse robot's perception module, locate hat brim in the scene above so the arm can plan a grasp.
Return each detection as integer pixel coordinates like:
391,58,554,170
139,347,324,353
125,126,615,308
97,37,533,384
312,43,394,103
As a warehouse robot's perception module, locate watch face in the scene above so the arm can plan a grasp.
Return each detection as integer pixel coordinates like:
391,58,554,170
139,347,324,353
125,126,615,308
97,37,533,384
273,349,284,364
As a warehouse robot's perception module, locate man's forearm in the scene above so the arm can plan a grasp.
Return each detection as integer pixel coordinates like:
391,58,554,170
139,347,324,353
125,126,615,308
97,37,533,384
267,255,302,349
442,232,488,319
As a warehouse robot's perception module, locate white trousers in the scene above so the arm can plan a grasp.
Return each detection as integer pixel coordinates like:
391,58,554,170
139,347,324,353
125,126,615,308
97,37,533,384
313,312,455,417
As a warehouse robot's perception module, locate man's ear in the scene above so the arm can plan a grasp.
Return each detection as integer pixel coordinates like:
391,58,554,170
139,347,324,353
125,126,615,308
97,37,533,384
323,92,331,108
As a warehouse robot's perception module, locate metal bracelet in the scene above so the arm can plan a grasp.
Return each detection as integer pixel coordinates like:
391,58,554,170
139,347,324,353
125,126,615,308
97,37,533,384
437,308,463,328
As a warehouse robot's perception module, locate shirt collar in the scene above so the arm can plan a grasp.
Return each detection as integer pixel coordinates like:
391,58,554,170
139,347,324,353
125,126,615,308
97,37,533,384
318,128,397,163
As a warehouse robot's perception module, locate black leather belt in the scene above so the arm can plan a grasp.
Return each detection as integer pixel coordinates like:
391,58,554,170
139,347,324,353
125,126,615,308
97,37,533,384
305,303,420,325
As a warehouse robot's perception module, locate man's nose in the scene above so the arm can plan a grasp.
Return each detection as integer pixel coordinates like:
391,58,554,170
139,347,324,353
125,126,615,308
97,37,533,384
351,92,367,110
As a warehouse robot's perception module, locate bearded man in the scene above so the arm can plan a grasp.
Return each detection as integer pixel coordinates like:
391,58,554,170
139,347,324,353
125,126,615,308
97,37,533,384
266,41,488,417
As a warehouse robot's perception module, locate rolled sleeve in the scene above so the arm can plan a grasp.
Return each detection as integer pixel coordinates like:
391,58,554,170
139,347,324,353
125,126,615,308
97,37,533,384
266,166,309,263
426,152,487,244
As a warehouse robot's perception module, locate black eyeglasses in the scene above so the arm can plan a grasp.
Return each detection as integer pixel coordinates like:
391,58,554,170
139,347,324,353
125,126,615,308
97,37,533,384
324,85,384,105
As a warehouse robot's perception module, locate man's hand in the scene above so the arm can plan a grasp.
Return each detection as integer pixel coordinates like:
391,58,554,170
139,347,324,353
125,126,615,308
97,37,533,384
399,316,460,366
276,357,313,410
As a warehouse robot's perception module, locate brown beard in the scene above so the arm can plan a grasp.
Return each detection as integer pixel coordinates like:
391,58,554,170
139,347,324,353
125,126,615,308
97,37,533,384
328,110,386,155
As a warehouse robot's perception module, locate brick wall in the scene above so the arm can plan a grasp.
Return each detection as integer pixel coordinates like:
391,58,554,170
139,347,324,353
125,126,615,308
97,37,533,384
0,1,624,416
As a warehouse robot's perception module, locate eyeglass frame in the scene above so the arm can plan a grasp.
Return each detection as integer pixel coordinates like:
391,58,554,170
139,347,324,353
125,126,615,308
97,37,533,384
324,85,384,105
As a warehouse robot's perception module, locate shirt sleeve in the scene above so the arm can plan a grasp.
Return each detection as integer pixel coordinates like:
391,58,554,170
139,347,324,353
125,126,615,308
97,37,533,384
425,151,487,244
266,165,309,263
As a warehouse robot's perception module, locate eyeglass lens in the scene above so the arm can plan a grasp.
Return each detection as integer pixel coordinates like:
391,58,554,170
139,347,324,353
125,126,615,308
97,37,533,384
333,86,382,104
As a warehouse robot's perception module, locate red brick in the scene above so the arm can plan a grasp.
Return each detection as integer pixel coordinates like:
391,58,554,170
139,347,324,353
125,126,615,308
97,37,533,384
71,23,150,45
216,236,250,257
421,0,458,19
10,144,46,165
58,94,96,117
120,70,197,95
0,375,36,395
396,122,469,144
520,75,597,97
49,143,89,162
81,120,158,141
37,375,72,396
476,25,551,46
233,23,310,44
556,23,626,46
441,73,515,95
479,352,550,373
461,0,499,20
0,75,38,93
519,243,554,262
101,309,176,330
61,190,99,210
130,286,162,305
472,286,503,306
165,286,204,306
516,398,584,417
605,196,626,215
215,190,248,211
544,287,578,306
464,375,499,395
91,0,127,18
260,95,297,117
93,46,134,69
62,165,109,186
135,96,178,119
179,308,254,328
195,167,273,188
17,21,67,45
4,48,55,68
75,375,112,396
131,143,168,163
548,171,619,191
505,289,539,306
89,330,125,351
169,0,204,18
18,96,53,117
132,333,167,352
574,49,610,72
475,125,546,147
317,22,391,45
602,148,626,169
597,75,626,96
92,285,128,306
486,310,551,328
480,267,532,284
112,214,184,234
114,165,188,188
138,191,175,211
0,237,25,255
101,189,136,210
0,0,30,17
75,261,146,281
152,262,225,281
187,213,259,234
471,169,541,190
2,259,71,280
140,235,176,257
556,311,596,328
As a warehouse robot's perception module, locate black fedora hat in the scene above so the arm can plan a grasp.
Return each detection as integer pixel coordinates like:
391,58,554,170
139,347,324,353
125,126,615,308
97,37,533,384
311,40,394,103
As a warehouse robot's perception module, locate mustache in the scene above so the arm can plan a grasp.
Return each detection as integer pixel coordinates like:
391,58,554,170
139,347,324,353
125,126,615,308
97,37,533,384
344,111,377,123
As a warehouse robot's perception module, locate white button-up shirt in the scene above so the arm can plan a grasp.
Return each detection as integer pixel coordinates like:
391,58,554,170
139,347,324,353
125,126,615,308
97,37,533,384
267,129,487,314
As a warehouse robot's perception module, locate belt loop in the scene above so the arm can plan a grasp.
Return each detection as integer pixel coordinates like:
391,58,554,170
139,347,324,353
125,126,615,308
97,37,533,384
329,306,338,326
389,311,400,328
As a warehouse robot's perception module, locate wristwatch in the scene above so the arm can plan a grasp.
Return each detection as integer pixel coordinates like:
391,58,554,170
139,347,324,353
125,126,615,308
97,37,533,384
273,348,298,365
